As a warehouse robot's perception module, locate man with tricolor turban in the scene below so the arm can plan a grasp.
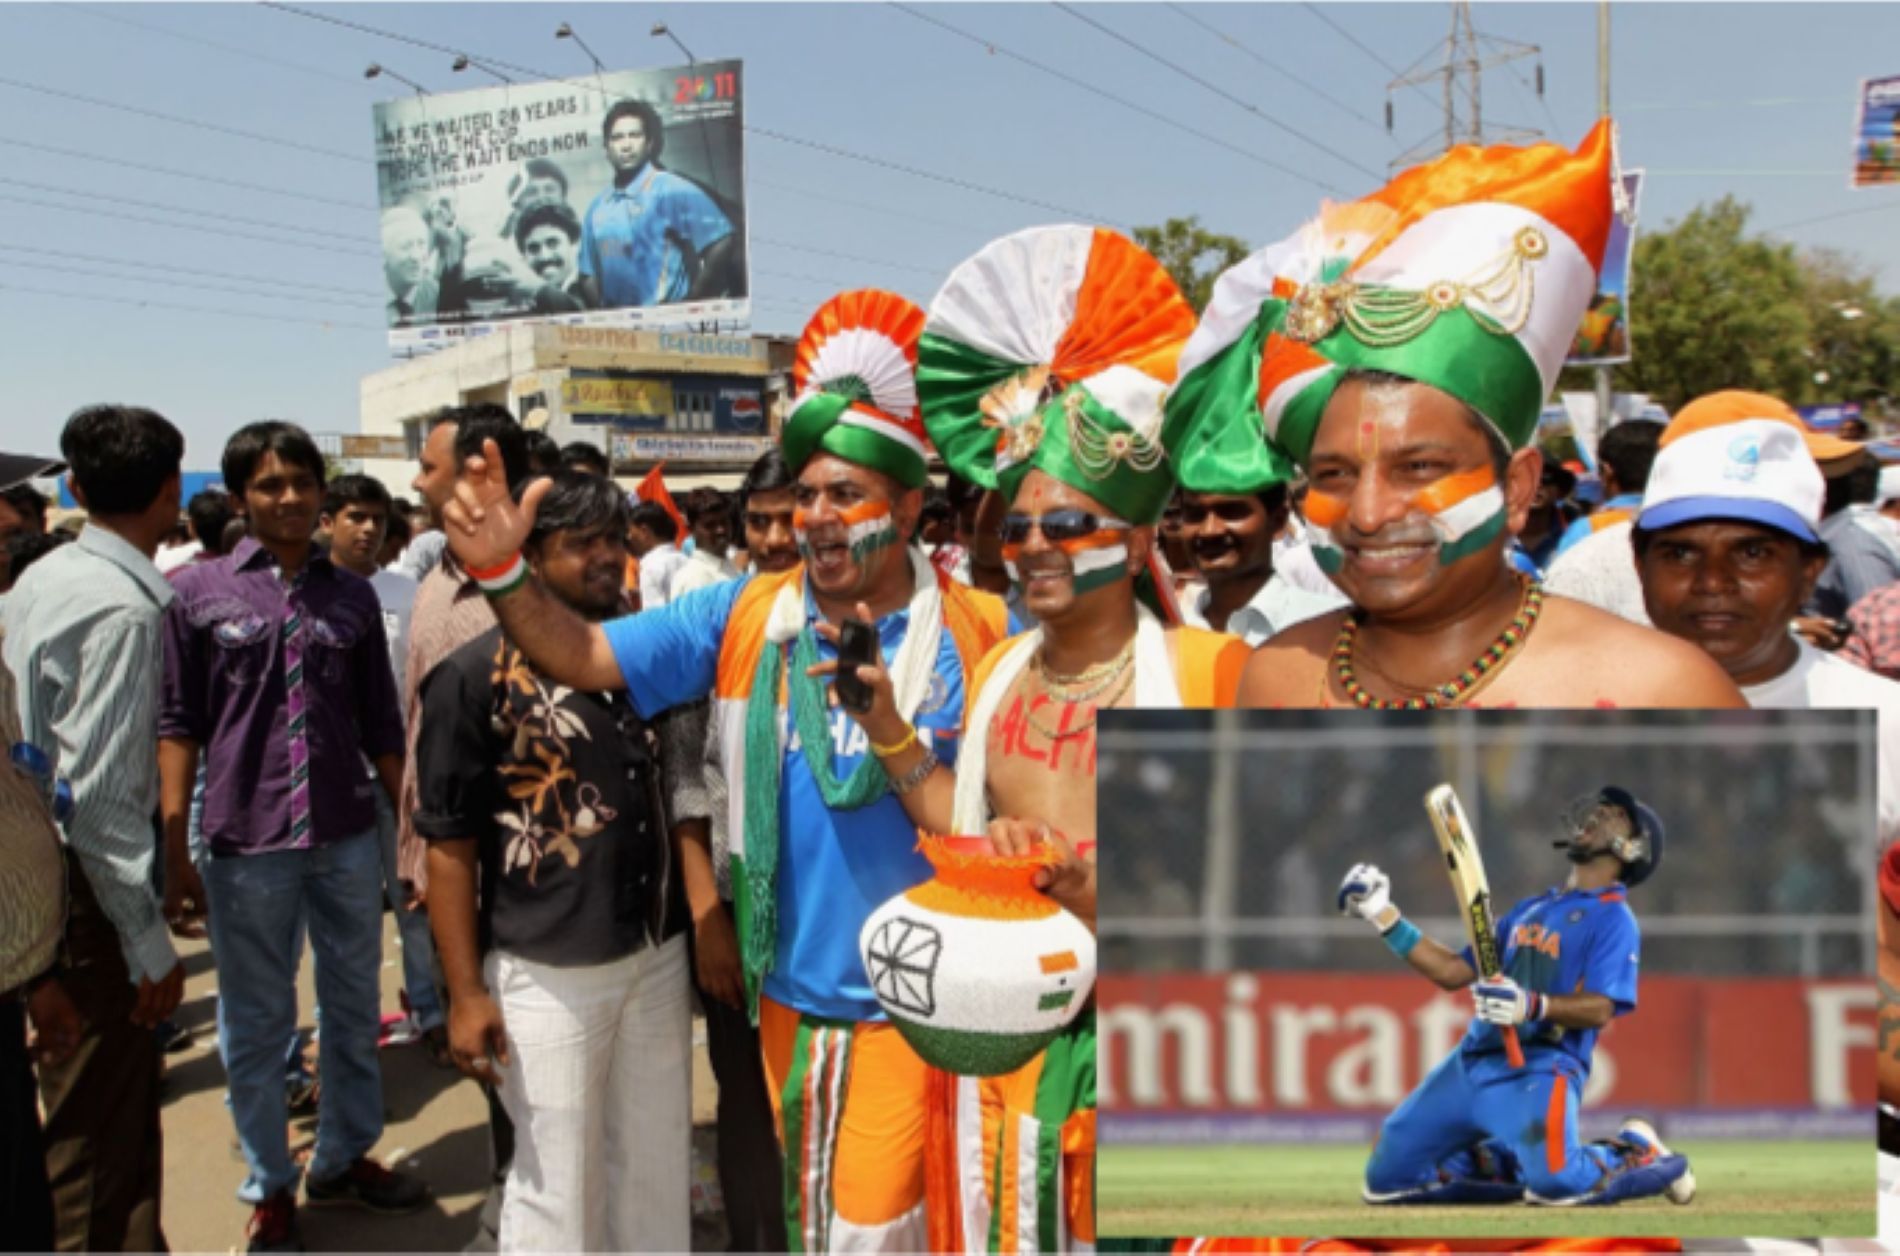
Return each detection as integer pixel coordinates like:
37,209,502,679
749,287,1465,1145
1164,121,1741,710
829,225,1251,1251
435,290,1013,1252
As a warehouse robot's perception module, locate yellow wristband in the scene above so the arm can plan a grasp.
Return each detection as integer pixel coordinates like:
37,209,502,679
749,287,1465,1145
869,725,919,758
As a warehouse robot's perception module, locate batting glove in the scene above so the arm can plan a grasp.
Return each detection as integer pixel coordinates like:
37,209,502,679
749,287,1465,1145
1337,863,1393,924
1472,976,1547,1027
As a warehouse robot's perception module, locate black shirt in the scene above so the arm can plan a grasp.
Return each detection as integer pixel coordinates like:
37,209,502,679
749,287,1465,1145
414,626,683,966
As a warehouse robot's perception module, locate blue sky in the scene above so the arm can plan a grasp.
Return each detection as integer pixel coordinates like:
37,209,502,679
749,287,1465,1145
2,2,1895,468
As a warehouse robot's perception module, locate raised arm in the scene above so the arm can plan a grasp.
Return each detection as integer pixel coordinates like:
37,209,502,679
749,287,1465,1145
439,438,624,694
1337,862,1477,990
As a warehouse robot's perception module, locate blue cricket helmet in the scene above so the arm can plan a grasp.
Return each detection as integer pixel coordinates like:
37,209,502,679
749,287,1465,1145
1599,785,1664,888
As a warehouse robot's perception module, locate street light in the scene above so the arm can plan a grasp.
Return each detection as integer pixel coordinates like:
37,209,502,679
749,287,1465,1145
451,54,515,84
651,22,697,64
555,22,607,72
365,63,429,95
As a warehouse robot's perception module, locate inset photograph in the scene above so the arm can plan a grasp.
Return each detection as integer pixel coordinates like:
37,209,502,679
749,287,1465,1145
1097,709,1878,1240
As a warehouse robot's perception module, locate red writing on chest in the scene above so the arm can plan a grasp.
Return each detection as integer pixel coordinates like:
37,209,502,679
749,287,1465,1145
990,694,1097,776
1511,922,1563,960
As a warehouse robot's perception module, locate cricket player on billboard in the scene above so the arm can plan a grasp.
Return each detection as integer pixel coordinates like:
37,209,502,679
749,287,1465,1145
1334,786,1696,1208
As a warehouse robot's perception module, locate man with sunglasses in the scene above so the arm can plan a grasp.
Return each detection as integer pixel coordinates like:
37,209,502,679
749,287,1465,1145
820,226,1249,1252
1176,486,1344,645
1168,124,1744,711
434,290,1012,1253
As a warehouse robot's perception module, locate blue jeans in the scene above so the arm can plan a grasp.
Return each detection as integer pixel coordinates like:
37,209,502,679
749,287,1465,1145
375,790,445,1032
204,829,386,1202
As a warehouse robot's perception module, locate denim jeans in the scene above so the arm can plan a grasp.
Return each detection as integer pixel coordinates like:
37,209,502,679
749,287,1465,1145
203,828,386,1202
374,789,445,1031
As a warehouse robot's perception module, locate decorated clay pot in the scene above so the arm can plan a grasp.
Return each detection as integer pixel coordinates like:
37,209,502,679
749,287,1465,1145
859,833,1096,1077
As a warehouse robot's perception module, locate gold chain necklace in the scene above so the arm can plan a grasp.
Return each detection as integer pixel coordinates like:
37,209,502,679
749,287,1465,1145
1025,666,1134,742
1036,639,1135,704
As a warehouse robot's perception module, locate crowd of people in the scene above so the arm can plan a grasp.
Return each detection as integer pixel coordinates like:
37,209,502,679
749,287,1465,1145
3,113,1899,1255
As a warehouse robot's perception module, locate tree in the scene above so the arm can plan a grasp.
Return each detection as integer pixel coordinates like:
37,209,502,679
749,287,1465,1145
1791,247,1900,410
1610,196,1815,411
1133,217,1251,313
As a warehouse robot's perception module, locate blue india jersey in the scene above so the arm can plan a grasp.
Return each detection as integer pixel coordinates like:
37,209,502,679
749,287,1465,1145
1458,884,1640,1078
579,164,734,308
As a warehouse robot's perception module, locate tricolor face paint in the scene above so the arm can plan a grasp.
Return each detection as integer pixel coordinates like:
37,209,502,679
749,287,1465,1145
794,498,901,594
1003,527,1132,602
1302,465,1506,574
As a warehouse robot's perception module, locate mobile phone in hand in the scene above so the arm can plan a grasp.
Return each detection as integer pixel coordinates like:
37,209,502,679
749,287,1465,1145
834,618,878,714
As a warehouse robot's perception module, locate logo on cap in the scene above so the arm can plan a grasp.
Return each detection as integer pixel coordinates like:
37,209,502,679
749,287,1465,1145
1723,436,1762,483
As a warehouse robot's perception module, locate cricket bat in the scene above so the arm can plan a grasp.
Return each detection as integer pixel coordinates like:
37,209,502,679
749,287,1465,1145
1424,784,1526,1068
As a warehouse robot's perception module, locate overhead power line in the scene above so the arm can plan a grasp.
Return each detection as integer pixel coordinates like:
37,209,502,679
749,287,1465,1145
4,257,383,311
1763,197,1900,236
1165,4,1386,134
0,192,376,258
751,235,948,278
1054,3,1381,186
257,2,1117,223
890,3,1346,195
1300,3,1442,111
0,282,385,332
56,3,367,85
0,137,376,212
0,176,366,243
0,243,378,299
0,74,370,165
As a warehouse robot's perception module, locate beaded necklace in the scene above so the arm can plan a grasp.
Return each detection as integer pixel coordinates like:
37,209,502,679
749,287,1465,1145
1331,580,1544,710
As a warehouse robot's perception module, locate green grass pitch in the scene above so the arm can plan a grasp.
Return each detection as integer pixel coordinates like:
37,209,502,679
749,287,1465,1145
1098,1141,1876,1238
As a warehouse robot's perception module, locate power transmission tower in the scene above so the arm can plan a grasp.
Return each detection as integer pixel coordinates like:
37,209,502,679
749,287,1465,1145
1385,2,1546,170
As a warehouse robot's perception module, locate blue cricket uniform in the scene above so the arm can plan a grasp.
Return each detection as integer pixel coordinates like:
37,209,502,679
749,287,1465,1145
579,164,734,309
1365,884,1642,1201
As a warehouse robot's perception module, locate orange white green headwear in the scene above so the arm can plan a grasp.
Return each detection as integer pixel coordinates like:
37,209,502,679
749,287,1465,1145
1165,120,1624,472
916,225,1196,527
783,290,930,490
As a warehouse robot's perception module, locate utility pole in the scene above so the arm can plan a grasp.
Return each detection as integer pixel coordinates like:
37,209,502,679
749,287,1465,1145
1593,0,1614,450
1386,1,1545,170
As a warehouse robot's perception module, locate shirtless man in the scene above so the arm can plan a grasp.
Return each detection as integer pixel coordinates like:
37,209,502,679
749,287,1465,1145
834,225,1250,1251
1163,120,1743,711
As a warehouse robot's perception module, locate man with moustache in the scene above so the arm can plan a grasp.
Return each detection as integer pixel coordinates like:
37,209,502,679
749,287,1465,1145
829,226,1251,1251
1166,122,1743,710
1631,391,1900,843
418,471,686,1251
160,423,427,1250
1176,483,1345,644
436,290,1011,1252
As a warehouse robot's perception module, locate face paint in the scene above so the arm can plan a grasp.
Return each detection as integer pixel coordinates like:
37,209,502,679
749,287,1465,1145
1412,466,1507,566
1302,489,1348,574
1003,529,1130,597
794,499,899,567
1300,467,1505,572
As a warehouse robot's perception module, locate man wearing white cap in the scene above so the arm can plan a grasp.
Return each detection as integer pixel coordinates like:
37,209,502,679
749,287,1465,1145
1632,391,1900,841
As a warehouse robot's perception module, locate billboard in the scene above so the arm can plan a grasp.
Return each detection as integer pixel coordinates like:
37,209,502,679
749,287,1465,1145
1852,74,1900,187
1099,972,1875,1137
372,60,749,351
1566,168,1644,366
1800,401,1865,433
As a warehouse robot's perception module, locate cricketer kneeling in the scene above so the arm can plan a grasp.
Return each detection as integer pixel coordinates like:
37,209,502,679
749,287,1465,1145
1336,787,1695,1208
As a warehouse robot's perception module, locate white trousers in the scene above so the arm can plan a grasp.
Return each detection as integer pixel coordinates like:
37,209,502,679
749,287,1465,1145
487,936,691,1253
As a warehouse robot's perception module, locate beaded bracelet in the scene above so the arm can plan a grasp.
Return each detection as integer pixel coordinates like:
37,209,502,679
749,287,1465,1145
889,748,939,796
468,553,529,599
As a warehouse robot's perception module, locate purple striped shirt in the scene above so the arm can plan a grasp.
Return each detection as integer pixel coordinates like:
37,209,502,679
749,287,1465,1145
159,538,404,857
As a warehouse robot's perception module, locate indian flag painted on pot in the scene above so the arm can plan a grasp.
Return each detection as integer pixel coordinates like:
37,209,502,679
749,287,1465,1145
859,835,1096,1077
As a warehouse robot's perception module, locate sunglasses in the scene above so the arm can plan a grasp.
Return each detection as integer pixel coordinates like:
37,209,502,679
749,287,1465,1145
998,510,1131,546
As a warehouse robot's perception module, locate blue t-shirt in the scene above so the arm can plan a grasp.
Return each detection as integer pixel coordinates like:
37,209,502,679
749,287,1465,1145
1458,884,1640,1078
601,576,971,1021
579,164,733,308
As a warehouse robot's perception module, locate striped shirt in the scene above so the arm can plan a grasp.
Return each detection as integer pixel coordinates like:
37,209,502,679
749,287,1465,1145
2,524,178,985
396,556,496,890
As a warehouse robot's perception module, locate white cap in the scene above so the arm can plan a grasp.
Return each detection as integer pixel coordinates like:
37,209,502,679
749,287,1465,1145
1637,418,1824,544
1879,464,1900,506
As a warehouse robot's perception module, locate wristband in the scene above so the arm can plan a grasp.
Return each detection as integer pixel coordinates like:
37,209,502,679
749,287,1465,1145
469,553,529,599
1530,992,1548,1021
1381,916,1421,959
869,725,918,758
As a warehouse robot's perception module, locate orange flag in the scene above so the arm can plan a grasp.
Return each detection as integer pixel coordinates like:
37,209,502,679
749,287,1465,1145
635,463,686,539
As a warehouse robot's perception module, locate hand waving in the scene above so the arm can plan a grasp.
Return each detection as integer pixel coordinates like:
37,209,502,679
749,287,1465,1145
441,438,552,573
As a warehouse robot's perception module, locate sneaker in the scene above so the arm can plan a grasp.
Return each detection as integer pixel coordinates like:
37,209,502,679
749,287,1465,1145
305,1157,432,1215
381,1011,423,1048
246,1190,304,1252
1617,1117,1696,1204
